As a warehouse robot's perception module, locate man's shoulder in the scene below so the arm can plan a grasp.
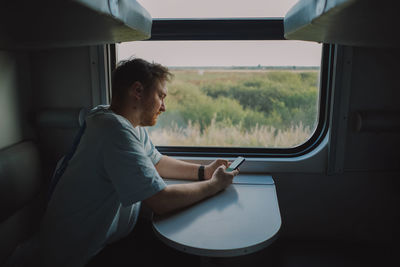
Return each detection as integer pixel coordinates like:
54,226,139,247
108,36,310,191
86,106,150,143
87,106,134,133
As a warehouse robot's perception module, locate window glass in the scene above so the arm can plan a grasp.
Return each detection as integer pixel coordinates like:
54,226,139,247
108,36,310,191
137,0,298,18
117,40,322,148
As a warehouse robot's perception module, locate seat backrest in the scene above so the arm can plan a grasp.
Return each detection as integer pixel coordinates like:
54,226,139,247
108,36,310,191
47,121,86,202
0,141,44,264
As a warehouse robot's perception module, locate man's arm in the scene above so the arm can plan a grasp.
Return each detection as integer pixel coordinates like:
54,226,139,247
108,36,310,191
144,165,238,215
155,155,199,180
155,155,229,180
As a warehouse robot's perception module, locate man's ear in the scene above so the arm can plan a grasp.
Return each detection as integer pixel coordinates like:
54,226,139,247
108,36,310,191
129,81,144,100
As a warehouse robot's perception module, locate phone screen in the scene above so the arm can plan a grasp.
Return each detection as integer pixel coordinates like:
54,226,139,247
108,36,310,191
226,157,245,171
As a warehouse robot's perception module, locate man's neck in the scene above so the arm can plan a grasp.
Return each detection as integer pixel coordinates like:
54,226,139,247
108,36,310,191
110,103,140,128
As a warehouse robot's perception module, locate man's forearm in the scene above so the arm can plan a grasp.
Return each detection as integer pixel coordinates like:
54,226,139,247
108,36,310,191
145,165,237,216
144,180,220,215
155,155,200,180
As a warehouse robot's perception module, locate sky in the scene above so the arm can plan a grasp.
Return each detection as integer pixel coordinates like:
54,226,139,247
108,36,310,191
117,0,322,67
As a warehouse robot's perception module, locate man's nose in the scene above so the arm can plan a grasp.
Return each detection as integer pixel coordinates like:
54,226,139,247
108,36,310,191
160,101,166,112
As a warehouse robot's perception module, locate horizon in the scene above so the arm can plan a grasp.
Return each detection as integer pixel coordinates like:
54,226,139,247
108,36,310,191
166,65,320,69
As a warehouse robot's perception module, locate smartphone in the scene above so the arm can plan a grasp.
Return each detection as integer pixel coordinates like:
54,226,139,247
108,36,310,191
226,156,245,172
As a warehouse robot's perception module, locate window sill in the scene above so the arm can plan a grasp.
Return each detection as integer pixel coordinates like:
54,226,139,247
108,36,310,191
169,133,328,174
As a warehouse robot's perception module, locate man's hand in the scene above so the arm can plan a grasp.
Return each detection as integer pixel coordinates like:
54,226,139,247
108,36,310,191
209,165,239,192
204,159,229,180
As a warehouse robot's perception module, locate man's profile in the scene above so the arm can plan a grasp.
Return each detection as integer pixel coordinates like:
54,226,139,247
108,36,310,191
37,58,239,266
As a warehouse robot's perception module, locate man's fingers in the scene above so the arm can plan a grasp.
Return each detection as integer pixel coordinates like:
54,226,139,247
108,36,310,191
216,159,229,167
218,165,227,171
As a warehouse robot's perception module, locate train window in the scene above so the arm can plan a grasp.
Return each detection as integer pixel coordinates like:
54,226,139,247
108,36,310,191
117,40,322,151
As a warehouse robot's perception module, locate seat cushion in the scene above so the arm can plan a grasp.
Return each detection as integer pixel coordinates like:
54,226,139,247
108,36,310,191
0,141,42,222
0,141,44,264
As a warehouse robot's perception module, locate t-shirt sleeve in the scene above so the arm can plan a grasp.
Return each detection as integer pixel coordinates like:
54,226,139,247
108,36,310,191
142,128,163,165
103,128,166,206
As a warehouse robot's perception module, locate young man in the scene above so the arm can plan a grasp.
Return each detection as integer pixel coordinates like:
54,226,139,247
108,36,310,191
38,58,239,266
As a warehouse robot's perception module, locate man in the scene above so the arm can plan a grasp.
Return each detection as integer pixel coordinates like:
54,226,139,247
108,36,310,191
39,58,239,266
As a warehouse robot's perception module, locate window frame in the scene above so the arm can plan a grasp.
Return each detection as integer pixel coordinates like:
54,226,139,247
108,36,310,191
114,18,334,158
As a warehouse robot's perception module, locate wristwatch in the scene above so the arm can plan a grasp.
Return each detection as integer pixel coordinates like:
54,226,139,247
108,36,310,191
198,165,205,181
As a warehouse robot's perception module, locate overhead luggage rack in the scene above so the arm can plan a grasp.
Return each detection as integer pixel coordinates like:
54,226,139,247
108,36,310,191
0,0,152,49
284,0,397,47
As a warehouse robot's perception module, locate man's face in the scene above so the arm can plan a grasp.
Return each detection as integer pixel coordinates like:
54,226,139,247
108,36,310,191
140,80,167,126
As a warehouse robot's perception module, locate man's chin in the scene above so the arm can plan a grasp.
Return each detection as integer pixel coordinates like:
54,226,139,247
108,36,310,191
141,114,160,127
146,117,158,127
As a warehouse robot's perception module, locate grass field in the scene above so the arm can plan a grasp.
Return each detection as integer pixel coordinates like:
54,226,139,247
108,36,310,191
148,68,319,148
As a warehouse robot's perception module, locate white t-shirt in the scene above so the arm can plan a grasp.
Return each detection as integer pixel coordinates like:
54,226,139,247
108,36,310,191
39,105,166,267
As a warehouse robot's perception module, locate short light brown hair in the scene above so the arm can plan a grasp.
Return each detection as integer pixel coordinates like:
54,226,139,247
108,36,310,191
111,58,173,101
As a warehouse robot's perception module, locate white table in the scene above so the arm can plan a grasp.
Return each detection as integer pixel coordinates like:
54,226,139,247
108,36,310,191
152,174,281,257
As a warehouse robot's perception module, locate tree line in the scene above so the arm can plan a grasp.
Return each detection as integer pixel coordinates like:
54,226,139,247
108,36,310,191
154,69,320,134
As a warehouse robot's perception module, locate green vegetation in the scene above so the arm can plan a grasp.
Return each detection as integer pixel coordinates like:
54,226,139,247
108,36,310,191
149,69,320,148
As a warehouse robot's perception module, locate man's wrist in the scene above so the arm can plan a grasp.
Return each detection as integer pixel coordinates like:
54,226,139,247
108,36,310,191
198,165,205,181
